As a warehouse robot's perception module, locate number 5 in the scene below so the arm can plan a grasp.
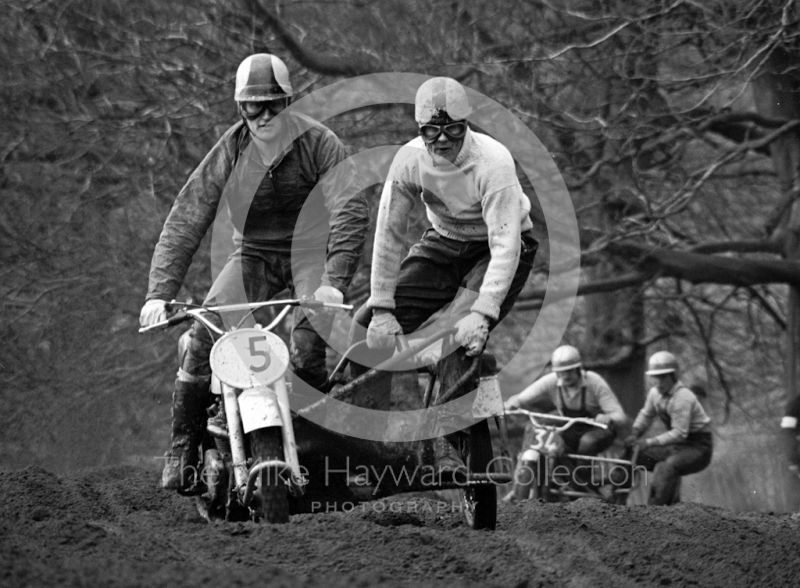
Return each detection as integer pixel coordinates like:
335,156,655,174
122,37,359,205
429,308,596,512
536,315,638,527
248,336,270,373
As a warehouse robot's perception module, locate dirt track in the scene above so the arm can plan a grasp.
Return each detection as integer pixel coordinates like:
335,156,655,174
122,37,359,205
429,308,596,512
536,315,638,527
2,465,800,588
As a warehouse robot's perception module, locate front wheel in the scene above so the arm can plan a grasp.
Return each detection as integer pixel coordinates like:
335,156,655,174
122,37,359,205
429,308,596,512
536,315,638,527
459,419,497,530
248,426,290,524
530,457,552,502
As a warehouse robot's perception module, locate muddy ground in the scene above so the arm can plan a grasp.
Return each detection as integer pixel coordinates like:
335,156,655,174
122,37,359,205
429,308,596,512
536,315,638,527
2,465,800,588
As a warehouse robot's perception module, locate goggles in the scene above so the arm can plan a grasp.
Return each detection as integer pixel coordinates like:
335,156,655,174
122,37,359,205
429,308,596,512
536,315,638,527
238,98,289,121
418,121,468,143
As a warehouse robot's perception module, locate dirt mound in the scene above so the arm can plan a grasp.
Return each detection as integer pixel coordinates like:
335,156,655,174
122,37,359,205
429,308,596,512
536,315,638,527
1,465,799,588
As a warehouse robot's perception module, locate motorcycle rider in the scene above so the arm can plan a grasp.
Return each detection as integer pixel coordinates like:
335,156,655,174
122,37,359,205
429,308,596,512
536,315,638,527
502,345,627,500
625,351,713,505
348,76,538,471
139,53,369,491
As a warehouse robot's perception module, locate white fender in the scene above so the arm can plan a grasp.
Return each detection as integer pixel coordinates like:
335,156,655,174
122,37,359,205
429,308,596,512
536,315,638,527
521,448,541,462
238,386,284,433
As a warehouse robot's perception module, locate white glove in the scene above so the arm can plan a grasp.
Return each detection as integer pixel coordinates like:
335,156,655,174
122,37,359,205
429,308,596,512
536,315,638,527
595,413,612,426
366,311,403,350
454,312,489,357
313,285,344,306
139,299,168,328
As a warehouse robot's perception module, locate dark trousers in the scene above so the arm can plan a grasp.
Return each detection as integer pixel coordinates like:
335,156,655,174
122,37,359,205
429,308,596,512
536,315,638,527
560,422,616,456
521,421,616,458
637,432,713,505
348,228,538,380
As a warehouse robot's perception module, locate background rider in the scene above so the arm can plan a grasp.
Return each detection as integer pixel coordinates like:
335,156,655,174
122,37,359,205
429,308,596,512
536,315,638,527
625,351,713,506
503,344,627,499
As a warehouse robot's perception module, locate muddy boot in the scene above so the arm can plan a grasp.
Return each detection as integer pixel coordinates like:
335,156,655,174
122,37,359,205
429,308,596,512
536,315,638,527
161,376,210,492
433,434,465,473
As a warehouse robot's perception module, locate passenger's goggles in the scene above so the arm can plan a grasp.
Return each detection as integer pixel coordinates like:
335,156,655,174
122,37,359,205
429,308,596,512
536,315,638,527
418,121,468,143
238,98,290,121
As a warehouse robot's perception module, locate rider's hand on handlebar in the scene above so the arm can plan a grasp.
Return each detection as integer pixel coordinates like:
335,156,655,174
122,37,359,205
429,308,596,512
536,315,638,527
139,299,168,328
625,434,648,451
366,310,403,350
623,433,639,447
313,285,344,306
594,413,612,426
454,312,489,357
504,396,522,411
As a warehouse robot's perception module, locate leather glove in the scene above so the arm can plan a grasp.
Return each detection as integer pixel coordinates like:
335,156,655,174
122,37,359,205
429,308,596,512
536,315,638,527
139,299,168,328
313,285,344,306
366,311,403,350
595,413,612,426
454,312,489,357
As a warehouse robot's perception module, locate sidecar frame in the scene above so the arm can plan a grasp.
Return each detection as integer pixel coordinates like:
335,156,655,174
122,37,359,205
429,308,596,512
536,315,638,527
285,334,514,530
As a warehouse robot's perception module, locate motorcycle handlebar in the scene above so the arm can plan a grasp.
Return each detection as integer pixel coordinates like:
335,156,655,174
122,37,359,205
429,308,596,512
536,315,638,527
504,408,608,431
138,298,353,334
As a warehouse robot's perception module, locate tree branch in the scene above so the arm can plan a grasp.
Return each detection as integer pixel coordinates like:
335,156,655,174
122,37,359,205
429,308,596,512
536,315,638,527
518,237,798,311
516,272,651,310
606,240,800,288
242,0,379,76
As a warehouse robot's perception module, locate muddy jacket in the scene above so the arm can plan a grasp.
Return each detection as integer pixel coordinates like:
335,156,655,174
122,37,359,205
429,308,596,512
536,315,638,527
147,113,368,301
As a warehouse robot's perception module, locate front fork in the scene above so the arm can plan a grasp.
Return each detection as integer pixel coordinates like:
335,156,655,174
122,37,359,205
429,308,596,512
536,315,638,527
218,375,305,503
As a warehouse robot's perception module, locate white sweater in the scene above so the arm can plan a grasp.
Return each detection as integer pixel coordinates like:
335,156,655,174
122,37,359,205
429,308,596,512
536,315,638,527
367,128,533,319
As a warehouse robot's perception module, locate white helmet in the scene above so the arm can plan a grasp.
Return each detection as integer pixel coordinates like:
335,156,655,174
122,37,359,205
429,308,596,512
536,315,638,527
414,77,472,124
551,345,582,372
234,54,293,102
646,351,679,376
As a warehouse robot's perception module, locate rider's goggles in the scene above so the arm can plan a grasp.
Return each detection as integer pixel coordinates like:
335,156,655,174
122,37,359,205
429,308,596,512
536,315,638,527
418,121,468,143
239,98,290,121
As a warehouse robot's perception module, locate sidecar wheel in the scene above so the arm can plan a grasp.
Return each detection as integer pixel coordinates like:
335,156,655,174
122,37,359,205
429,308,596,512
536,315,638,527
249,427,290,524
459,419,497,531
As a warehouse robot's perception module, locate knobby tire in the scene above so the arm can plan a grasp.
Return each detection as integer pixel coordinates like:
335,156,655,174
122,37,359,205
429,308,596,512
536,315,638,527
248,426,290,524
460,419,497,530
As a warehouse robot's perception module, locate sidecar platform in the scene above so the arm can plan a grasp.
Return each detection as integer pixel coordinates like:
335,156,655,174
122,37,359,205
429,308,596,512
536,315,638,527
285,348,513,515
288,414,512,514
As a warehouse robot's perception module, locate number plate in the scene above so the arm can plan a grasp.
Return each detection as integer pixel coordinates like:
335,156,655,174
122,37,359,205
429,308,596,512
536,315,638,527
209,328,290,388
